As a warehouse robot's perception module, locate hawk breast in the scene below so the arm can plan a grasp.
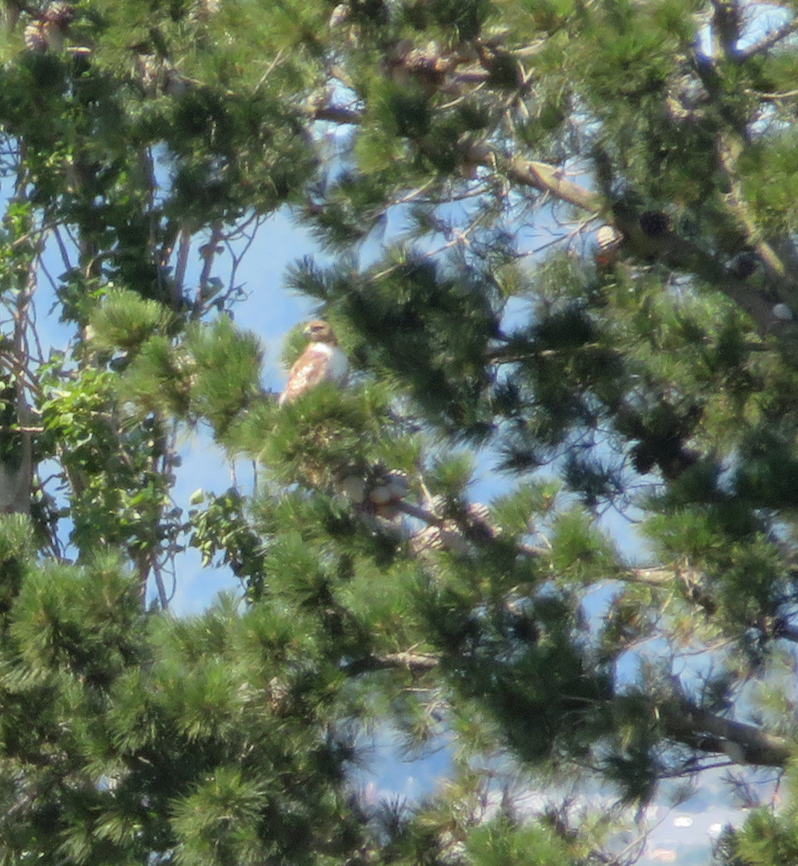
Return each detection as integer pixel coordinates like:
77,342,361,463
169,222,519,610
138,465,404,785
279,342,349,405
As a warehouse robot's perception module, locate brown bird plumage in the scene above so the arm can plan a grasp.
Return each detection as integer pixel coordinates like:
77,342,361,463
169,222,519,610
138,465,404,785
278,320,349,406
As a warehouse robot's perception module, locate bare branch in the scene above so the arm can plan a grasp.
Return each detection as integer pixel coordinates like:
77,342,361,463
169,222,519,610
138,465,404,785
775,620,798,643
343,648,440,676
663,698,793,767
195,219,224,311
150,560,170,610
735,16,798,62
173,226,191,304
505,156,602,214
311,105,362,125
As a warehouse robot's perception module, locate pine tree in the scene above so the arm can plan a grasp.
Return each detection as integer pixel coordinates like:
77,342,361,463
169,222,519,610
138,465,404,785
1,0,798,863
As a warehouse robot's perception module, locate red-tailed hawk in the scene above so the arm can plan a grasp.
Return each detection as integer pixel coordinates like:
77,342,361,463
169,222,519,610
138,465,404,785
278,320,349,406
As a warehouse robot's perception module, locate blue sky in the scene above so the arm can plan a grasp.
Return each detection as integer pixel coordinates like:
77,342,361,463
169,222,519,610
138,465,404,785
28,204,321,610
155,210,321,611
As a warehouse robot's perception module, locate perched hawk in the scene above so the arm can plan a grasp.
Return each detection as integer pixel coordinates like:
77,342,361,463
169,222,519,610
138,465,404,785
278,320,349,406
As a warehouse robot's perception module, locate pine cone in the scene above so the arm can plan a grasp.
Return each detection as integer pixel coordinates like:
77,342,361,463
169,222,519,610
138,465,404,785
463,501,496,543
410,522,469,556
339,473,367,504
328,3,349,28
23,21,46,51
369,470,409,519
42,2,74,26
369,470,408,505
594,224,623,267
387,39,451,92
729,250,759,279
135,54,161,97
639,210,670,238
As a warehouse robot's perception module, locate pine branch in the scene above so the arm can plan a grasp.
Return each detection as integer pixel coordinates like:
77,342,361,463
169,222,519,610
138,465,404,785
716,130,798,305
311,105,362,125
774,619,798,643
394,498,546,558
620,567,678,587
344,649,440,675
505,156,601,214
306,90,791,334
488,342,606,364
610,205,779,335
393,499,784,643
345,646,793,767
621,566,716,609
734,16,798,62
662,697,792,767
497,156,783,334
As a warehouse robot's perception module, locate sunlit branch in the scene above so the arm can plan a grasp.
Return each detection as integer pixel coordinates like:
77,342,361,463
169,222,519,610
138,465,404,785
344,650,440,675
735,16,798,61
663,698,792,767
505,156,602,214
173,226,192,303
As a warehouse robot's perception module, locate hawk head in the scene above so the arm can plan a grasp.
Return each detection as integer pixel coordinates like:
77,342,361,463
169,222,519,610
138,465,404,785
303,320,338,345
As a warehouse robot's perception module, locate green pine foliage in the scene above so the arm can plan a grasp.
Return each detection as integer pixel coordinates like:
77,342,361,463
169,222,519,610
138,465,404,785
87,289,179,357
